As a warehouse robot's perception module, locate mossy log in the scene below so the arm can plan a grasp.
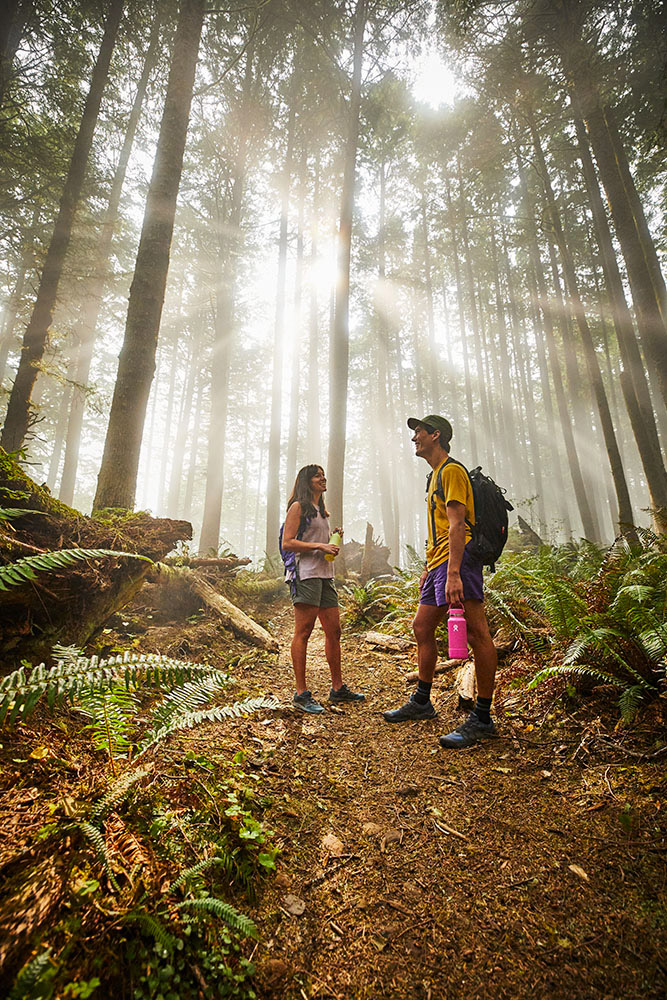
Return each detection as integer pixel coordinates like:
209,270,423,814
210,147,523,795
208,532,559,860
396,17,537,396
0,450,191,664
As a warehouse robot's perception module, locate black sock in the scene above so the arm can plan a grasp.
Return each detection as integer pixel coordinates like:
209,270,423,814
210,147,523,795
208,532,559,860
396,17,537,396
474,696,492,724
414,680,432,705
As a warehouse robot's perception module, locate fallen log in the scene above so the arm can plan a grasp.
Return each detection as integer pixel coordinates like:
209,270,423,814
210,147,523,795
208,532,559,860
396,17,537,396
405,657,467,684
162,556,252,571
362,631,416,653
156,567,279,652
0,451,191,664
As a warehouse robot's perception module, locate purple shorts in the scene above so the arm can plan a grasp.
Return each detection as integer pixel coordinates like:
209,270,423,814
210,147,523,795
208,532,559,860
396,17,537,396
419,546,484,606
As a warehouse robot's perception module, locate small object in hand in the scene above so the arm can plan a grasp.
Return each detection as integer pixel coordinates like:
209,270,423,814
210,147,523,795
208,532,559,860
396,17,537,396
447,605,468,658
324,529,342,561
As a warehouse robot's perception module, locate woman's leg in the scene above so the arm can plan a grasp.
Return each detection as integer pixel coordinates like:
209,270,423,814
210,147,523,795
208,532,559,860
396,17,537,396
291,603,319,694
317,606,343,690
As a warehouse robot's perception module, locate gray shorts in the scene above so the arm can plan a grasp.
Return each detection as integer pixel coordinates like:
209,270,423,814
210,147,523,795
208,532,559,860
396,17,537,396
292,577,339,608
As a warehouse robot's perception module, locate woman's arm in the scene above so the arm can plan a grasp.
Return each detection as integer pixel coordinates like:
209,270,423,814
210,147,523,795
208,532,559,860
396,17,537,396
282,502,340,557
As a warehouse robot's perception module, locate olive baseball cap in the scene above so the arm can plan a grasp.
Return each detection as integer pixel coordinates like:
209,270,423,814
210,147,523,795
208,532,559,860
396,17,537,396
407,415,453,447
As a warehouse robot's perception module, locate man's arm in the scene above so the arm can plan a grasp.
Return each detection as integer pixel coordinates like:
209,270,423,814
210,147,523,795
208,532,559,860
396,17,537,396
445,500,466,605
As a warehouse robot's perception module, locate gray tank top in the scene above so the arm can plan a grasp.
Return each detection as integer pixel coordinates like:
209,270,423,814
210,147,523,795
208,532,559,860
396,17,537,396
298,509,334,580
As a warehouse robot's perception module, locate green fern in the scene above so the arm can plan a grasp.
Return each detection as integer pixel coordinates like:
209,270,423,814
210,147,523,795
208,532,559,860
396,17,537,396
0,547,151,591
176,897,258,938
8,948,54,999
123,912,176,953
150,673,232,728
91,767,151,823
619,684,648,721
529,664,624,689
79,684,137,774
80,821,120,891
0,507,45,521
167,855,226,893
0,650,226,726
137,695,279,756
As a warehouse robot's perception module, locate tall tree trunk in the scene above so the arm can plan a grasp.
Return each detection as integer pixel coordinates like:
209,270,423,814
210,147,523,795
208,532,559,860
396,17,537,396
457,160,494,470
564,64,667,409
573,111,667,526
529,115,635,535
182,373,203,521
46,360,75,490
514,140,597,539
94,0,204,510
1,0,124,453
265,102,296,561
59,10,162,506
199,42,254,553
327,0,366,546
375,156,398,562
420,189,439,410
446,179,476,459
166,325,197,517
307,152,322,460
157,329,180,513
0,0,34,105
286,148,307,489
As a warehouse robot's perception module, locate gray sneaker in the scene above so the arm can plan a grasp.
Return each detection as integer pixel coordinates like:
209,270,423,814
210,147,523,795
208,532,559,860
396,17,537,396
439,712,498,749
293,690,324,714
383,695,436,723
329,683,365,704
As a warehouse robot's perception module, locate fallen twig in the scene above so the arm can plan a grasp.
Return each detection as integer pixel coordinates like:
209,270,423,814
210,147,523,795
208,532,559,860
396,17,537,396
302,854,359,889
432,819,468,842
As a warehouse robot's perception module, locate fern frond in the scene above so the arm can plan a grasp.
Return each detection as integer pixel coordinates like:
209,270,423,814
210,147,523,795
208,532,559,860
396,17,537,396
79,685,136,773
136,696,279,757
150,673,231,728
8,948,53,999
80,821,120,891
0,507,45,521
0,547,151,591
0,651,222,727
619,685,647,721
91,767,151,823
530,664,624,689
123,912,176,953
176,897,258,938
167,856,225,892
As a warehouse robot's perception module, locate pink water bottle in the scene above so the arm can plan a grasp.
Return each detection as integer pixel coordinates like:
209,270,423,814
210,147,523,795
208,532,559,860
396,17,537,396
448,606,468,658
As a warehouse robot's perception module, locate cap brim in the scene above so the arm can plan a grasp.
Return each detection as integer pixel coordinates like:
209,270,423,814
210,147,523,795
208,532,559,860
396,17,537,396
406,417,422,430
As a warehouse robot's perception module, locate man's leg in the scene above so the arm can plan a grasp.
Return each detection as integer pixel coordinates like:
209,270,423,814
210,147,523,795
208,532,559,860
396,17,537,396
413,603,448,683
291,604,319,695
439,599,498,748
383,602,445,722
465,599,497,699
317,606,343,691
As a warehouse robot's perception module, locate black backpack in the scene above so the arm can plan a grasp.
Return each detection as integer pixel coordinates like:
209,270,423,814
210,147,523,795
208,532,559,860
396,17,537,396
432,459,514,571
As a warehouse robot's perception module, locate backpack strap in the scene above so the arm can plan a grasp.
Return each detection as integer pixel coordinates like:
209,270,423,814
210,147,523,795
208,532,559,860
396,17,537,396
431,457,474,544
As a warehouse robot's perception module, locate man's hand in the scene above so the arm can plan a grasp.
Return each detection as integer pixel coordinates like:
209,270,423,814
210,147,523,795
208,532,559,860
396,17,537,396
445,569,464,606
419,569,428,591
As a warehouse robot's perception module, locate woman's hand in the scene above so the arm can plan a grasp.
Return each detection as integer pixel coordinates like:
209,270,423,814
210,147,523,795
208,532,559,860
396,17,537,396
320,543,340,557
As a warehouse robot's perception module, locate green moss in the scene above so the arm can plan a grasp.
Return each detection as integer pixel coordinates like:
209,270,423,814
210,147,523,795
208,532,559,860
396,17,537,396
0,448,82,520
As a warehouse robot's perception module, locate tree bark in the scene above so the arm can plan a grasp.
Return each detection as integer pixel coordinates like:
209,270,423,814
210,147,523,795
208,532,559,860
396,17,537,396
58,10,162,506
1,0,124,453
286,147,307,489
529,115,635,536
327,0,366,550
573,111,667,527
94,0,204,510
265,102,296,562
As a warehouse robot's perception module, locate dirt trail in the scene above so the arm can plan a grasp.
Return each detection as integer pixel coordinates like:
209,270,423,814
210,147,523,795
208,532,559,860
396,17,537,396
213,608,666,1000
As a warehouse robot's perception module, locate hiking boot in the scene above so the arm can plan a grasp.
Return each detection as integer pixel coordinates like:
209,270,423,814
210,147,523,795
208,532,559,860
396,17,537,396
439,712,498,749
293,690,324,714
383,695,436,723
329,683,365,704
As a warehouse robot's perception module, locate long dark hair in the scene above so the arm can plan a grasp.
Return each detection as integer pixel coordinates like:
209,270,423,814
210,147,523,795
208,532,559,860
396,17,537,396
287,464,329,523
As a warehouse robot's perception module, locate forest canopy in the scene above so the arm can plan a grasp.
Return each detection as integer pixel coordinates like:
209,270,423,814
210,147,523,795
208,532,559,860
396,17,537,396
0,0,665,561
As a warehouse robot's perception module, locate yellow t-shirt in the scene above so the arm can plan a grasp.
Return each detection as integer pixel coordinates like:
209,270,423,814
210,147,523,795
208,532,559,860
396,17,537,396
426,458,475,571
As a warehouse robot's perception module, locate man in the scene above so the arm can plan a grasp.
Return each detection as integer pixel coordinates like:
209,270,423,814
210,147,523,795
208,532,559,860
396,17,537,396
383,415,498,748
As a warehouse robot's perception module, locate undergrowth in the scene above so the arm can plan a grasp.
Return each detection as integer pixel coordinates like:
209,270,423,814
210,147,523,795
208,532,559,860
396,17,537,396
3,644,279,998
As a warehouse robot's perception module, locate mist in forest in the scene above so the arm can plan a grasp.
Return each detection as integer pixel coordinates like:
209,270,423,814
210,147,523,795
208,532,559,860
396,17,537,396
1,0,666,566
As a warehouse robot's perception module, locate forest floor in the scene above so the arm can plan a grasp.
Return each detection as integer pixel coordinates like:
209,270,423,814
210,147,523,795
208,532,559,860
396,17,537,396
2,590,666,999
149,596,666,1000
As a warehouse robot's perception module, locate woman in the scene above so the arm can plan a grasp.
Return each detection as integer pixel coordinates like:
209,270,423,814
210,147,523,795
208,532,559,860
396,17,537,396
282,464,365,713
